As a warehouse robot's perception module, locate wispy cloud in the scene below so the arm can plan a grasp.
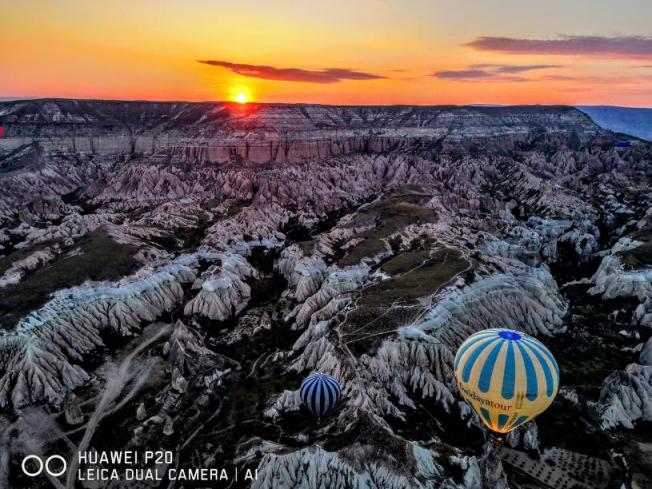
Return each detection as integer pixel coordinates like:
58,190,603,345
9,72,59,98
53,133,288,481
434,69,496,80
467,36,652,60
198,60,385,83
472,63,562,74
432,64,558,81
542,73,652,84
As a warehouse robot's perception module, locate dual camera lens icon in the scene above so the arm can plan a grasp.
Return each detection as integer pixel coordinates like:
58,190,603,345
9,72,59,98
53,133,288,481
21,455,67,477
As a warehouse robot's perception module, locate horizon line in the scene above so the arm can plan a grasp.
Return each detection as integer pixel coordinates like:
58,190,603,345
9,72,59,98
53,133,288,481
1,96,651,110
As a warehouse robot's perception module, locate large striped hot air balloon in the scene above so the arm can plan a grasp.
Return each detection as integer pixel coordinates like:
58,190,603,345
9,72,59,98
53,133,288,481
454,329,559,441
300,373,342,418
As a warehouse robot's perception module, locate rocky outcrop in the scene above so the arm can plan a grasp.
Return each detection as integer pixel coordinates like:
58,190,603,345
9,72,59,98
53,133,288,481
250,440,501,489
0,254,214,407
184,253,257,320
289,265,370,328
486,217,599,264
163,320,214,374
407,268,567,342
587,233,652,431
264,390,302,419
589,254,652,328
641,337,652,366
276,247,328,302
0,247,56,288
252,444,441,489
597,364,652,429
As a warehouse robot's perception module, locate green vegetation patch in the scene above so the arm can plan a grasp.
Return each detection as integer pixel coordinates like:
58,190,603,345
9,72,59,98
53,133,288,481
621,228,652,269
337,186,438,266
0,229,139,328
361,248,468,307
0,245,47,275
380,250,432,275
341,247,469,355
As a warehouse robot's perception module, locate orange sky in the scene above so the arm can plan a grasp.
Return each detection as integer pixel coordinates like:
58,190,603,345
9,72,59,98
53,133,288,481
2,0,652,106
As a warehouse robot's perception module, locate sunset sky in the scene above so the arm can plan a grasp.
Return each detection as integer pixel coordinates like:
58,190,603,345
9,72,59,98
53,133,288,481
2,0,652,106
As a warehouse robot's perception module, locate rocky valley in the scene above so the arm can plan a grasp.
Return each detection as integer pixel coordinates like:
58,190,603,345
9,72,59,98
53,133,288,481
0,99,651,489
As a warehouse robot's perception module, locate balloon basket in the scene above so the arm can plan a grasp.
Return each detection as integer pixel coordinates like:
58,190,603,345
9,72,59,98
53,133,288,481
488,431,506,446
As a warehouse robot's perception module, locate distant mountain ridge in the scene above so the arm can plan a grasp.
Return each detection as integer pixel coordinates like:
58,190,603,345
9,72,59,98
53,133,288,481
0,98,595,133
0,99,603,167
578,105,652,141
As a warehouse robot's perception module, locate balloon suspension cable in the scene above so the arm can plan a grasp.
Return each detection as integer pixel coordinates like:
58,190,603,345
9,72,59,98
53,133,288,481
488,430,506,446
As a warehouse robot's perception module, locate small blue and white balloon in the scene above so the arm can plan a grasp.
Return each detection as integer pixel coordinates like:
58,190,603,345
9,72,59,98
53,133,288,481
300,373,342,418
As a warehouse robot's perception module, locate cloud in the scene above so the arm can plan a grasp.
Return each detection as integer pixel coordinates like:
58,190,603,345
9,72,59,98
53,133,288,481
467,36,652,60
542,73,652,84
434,69,494,80
472,63,562,74
539,74,584,82
198,60,385,83
432,64,558,81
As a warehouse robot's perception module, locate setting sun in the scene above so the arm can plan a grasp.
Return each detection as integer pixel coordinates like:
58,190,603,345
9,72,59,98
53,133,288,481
235,92,248,104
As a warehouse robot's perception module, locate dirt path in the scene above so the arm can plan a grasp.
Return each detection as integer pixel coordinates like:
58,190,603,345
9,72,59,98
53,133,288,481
65,323,172,489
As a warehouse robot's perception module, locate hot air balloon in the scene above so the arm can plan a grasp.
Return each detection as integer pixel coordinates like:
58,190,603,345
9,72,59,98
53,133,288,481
454,328,559,444
300,372,342,418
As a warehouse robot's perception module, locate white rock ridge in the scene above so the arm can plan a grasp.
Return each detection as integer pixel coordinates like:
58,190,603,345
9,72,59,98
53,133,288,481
250,443,477,489
0,254,216,407
184,253,257,320
588,250,652,429
0,247,56,288
596,364,652,429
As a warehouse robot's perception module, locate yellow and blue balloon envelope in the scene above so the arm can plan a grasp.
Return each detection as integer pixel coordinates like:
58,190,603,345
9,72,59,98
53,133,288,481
454,328,559,434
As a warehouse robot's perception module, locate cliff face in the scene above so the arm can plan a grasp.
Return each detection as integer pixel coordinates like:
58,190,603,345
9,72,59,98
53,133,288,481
0,99,601,162
0,99,598,133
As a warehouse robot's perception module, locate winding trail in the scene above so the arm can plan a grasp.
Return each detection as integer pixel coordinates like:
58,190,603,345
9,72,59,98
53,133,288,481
65,323,172,489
